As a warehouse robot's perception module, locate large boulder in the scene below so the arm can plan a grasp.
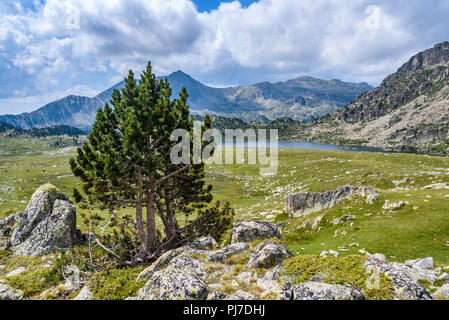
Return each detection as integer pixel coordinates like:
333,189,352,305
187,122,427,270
285,185,379,217
247,241,293,269
10,184,77,257
291,282,365,300
230,220,282,244
136,266,209,300
0,283,23,300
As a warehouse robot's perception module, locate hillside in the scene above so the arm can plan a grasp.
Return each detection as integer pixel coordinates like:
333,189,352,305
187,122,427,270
297,41,449,154
0,72,371,129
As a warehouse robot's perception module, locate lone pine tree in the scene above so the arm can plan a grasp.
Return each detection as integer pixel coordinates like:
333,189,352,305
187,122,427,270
70,62,234,265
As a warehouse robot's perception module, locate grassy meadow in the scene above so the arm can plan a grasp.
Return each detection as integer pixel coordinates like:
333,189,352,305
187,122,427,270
1,136,449,267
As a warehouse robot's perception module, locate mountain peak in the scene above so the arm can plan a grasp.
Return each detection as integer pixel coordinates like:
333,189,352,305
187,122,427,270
398,40,449,74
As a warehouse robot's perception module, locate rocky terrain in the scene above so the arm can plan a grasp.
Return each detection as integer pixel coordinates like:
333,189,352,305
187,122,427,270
1,183,449,301
0,71,371,129
297,41,449,154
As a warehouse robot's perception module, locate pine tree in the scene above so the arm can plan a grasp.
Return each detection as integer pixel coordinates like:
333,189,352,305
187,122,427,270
70,62,234,265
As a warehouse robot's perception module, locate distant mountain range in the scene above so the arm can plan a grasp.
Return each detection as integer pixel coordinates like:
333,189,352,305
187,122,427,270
0,71,371,130
298,41,449,154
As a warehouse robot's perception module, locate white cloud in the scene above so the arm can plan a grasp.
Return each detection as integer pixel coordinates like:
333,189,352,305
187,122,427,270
1,0,449,113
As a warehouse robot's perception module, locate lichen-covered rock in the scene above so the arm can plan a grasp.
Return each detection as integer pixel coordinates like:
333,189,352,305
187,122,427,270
291,282,365,300
137,246,208,281
383,268,434,300
247,241,293,269
73,286,92,300
285,185,379,217
434,283,449,299
136,266,209,300
189,236,218,251
230,220,282,244
207,242,249,262
207,291,229,300
364,253,434,300
10,184,77,256
0,283,23,300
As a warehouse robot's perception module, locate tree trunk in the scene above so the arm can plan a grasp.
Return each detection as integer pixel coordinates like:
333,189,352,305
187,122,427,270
164,191,177,244
136,173,148,258
146,191,156,252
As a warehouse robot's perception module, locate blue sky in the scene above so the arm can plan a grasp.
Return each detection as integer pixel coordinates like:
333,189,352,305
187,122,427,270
1,0,449,115
194,0,257,12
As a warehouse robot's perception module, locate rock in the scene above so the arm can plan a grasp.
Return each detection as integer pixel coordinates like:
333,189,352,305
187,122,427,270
329,250,339,257
230,220,282,244
10,184,77,256
366,193,379,204
73,286,93,300
422,183,449,190
383,268,434,300
6,267,26,278
434,283,449,299
285,185,379,217
189,236,218,251
388,262,439,285
136,266,209,300
225,290,257,300
405,257,434,270
247,241,293,269
291,282,365,300
207,243,249,263
0,283,23,300
136,246,206,281
438,273,449,280
363,253,388,270
237,271,254,285
257,265,284,297
279,281,293,300
207,291,229,300
364,254,434,299
382,200,406,211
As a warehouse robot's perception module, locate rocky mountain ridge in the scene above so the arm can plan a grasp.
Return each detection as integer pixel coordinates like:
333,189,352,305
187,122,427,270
298,41,449,154
0,71,371,129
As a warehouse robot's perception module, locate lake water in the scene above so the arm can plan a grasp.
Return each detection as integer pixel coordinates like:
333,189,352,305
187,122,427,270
221,141,386,153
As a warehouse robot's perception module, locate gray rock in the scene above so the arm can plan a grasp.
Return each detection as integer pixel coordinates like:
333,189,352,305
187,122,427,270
136,245,207,281
237,271,254,286
0,283,23,300
225,290,257,300
10,184,77,256
207,243,249,263
434,283,449,299
279,282,293,300
207,291,229,300
364,254,434,300
136,266,209,300
405,257,434,270
189,236,218,251
383,268,434,300
73,286,93,300
230,220,282,244
291,282,365,300
247,241,293,269
6,267,26,278
285,185,379,217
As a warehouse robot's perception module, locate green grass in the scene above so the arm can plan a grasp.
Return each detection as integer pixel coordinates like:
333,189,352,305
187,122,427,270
1,143,449,266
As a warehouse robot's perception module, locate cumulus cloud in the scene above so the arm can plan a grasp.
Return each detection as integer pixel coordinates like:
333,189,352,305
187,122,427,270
0,0,448,114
